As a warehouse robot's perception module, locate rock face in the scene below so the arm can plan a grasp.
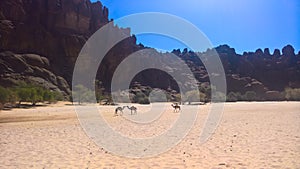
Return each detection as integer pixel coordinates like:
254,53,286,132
171,45,300,94
0,0,139,91
0,51,70,95
0,0,109,35
0,0,299,100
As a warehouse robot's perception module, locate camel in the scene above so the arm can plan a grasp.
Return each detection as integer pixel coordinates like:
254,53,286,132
126,106,137,115
171,103,181,112
114,106,126,116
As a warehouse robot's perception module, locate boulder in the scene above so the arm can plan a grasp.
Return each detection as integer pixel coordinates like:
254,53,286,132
22,54,50,68
0,51,70,96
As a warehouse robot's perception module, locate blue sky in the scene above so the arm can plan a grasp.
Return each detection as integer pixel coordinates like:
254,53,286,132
91,0,299,54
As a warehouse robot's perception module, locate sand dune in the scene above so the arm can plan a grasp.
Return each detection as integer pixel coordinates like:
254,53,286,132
0,102,299,168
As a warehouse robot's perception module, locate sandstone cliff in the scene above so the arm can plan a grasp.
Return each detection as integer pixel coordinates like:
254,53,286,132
0,0,139,93
0,0,299,100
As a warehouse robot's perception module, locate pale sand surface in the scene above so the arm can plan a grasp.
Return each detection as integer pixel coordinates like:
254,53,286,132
0,102,299,168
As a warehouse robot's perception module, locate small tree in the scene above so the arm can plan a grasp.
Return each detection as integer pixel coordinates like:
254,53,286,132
73,85,85,104
29,88,38,105
7,89,18,104
53,91,64,102
235,92,243,101
16,87,31,105
138,97,150,104
149,89,167,102
243,91,257,101
0,86,9,109
0,86,8,104
132,92,150,104
198,83,211,102
227,92,238,102
81,90,94,103
95,80,105,103
285,88,300,101
184,90,207,104
172,93,181,103
212,91,226,102
41,89,63,104
73,84,94,104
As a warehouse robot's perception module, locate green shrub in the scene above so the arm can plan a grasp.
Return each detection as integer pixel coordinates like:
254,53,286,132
53,91,64,101
243,91,257,101
149,89,167,102
7,89,18,104
285,88,300,101
166,92,173,102
72,84,95,104
212,91,226,102
227,92,238,102
138,97,150,104
198,83,211,101
15,85,41,105
29,88,38,105
133,92,150,104
0,86,9,104
235,92,243,101
43,90,54,103
171,93,181,103
43,90,63,103
16,87,32,104
96,92,105,103
81,90,94,103
184,90,207,104
1,83,64,107
111,90,132,103
95,80,105,103
133,92,144,102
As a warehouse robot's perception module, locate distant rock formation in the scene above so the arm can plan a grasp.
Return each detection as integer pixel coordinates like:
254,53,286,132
170,45,300,94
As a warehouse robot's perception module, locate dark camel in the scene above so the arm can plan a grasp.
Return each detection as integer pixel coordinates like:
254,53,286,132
114,106,126,116
126,106,137,115
171,103,180,112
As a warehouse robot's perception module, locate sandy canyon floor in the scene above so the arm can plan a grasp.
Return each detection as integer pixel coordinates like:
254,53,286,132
0,102,299,168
